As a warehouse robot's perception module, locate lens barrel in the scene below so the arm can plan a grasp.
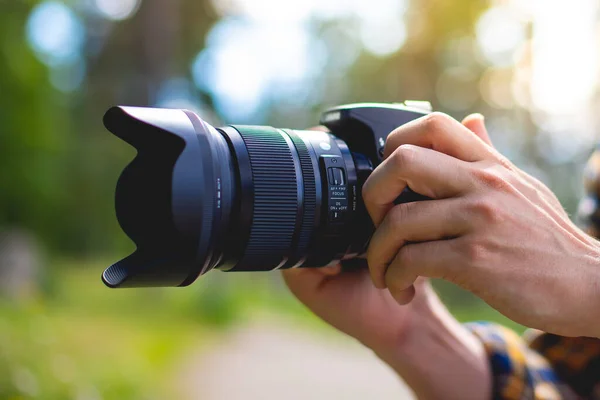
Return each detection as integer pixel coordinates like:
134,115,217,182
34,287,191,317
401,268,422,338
218,123,371,273
220,126,310,271
103,108,374,288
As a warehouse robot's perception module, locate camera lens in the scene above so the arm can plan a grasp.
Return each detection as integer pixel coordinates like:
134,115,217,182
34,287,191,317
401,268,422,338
103,107,374,288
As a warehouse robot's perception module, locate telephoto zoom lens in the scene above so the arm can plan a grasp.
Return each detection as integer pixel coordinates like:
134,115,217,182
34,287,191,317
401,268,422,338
102,102,430,288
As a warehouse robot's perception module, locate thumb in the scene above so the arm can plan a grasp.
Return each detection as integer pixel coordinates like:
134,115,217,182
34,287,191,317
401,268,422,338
461,113,492,147
282,263,342,293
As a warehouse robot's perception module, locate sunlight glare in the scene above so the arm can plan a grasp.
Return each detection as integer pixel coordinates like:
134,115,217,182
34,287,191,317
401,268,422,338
25,1,85,67
200,0,409,119
530,0,599,115
359,18,407,57
192,17,326,121
94,0,140,21
476,5,526,67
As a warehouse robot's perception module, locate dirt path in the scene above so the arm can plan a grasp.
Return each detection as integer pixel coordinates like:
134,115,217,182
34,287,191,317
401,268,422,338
178,319,414,400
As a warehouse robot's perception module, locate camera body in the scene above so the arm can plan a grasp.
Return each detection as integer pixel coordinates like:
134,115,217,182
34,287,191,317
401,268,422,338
321,101,432,164
102,102,430,288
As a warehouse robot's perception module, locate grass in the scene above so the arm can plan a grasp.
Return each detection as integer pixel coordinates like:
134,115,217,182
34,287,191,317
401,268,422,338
0,304,202,399
0,259,525,399
0,260,215,399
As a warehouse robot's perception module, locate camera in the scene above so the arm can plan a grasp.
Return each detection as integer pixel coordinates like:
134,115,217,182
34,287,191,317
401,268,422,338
102,101,431,288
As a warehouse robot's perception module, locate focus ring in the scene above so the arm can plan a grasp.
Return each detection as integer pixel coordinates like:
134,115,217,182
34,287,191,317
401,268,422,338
285,130,316,267
236,126,299,269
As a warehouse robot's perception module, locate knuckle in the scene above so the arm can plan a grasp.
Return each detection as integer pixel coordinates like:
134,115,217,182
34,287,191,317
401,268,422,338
467,197,502,224
395,245,414,268
462,240,488,267
423,112,452,138
390,144,418,169
361,179,373,205
473,166,512,192
388,202,414,228
422,112,452,135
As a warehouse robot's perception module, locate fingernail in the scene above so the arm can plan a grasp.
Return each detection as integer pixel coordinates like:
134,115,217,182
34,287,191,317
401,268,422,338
372,277,386,289
391,286,415,305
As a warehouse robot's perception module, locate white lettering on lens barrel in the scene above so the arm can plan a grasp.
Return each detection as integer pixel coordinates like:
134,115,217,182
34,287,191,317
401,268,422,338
217,178,221,208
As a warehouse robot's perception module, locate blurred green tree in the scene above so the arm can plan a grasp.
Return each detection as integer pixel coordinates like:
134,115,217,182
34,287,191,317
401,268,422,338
0,1,71,251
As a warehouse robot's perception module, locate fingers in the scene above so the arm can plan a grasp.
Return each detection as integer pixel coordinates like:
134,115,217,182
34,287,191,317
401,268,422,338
461,113,492,146
363,144,474,226
281,264,343,298
384,240,463,304
318,264,343,276
367,198,470,288
383,112,497,162
388,277,434,310
282,263,341,282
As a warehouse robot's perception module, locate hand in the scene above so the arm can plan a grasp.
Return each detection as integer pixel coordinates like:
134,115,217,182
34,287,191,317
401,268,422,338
282,267,490,399
283,264,429,354
282,117,492,400
363,112,600,337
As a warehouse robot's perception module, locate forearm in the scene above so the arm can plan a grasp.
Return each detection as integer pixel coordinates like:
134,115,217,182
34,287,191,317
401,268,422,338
372,291,491,400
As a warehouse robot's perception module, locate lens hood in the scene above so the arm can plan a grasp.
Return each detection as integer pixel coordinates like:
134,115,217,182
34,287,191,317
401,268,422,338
102,107,232,288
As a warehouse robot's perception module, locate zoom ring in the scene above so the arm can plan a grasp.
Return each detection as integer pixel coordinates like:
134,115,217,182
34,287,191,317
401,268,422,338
237,126,299,269
285,130,316,267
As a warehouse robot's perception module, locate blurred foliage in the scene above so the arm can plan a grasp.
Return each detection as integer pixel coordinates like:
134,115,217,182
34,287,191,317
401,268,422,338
1,0,592,255
0,1,71,250
0,272,204,398
0,0,219,255
0,0,594,398
0,260,521,399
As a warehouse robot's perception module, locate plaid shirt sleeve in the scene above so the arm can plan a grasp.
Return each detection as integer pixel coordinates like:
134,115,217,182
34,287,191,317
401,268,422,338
460,148,600,400
465,322,600,399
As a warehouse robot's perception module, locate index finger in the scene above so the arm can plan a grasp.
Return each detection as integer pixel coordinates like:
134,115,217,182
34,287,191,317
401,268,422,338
383,112,498,162
363,144,474,226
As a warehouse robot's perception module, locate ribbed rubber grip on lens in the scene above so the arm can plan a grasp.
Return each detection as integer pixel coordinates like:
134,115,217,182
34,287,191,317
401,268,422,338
236,126,299,269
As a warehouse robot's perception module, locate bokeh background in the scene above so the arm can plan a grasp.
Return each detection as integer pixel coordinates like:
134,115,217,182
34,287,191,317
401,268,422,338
1,0,599,398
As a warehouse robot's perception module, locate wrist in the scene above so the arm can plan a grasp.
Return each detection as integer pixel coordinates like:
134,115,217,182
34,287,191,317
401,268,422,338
372,292,491,400
567,240,600,338
588,244,600,338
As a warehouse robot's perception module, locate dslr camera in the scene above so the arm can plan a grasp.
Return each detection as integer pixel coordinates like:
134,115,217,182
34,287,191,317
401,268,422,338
102,101,431,288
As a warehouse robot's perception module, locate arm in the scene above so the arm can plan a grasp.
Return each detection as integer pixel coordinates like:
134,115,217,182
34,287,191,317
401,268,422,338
372,115,600,398
470,149,600,399
283,268,492,400
285,263,596,400
373,280,492,400
285,115,600,399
